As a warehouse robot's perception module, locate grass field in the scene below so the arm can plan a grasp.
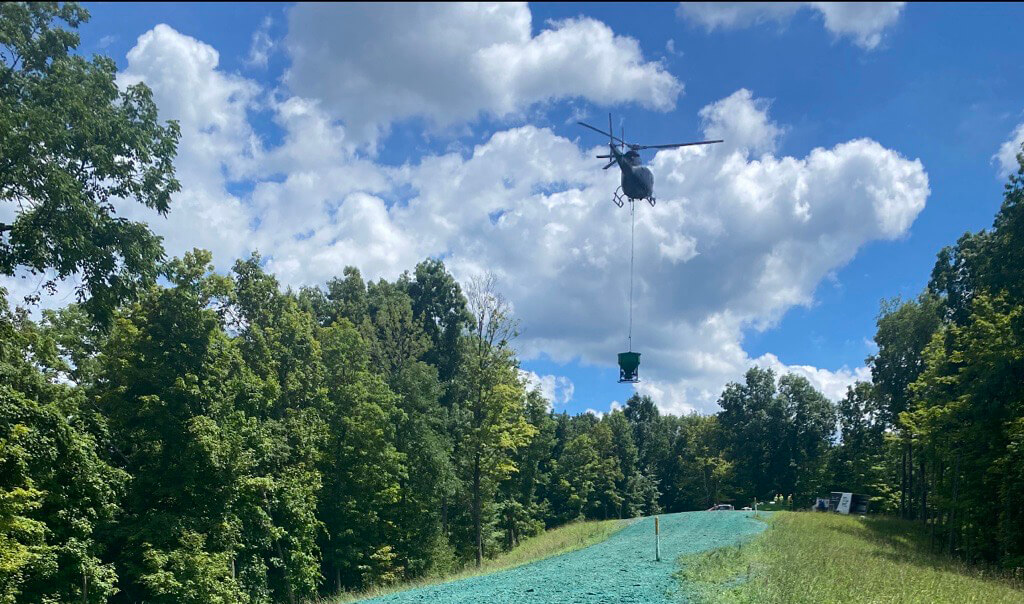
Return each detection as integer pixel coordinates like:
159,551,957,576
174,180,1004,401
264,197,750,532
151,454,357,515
676,512,1024,603
330,518,627,603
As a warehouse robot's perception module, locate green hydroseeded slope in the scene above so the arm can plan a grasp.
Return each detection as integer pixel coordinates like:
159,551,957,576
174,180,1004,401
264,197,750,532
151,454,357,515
360,511,767,603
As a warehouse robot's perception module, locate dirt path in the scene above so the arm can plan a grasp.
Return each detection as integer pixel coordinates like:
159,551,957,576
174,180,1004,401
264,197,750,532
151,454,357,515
361,511,767,603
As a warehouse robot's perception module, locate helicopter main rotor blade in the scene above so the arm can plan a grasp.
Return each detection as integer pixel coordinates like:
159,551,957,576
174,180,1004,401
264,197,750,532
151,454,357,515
602,159,616,170
634,140,724,150
578,121,629,147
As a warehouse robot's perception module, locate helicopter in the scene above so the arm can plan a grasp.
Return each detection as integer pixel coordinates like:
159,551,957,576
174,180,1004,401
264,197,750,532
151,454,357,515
577,115,723,383
578,114,723,208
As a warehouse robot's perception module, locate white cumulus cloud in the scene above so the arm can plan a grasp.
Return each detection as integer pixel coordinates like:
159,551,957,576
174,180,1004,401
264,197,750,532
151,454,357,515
521,371,576,407
678,2,906,49
283,3,682,145
245,16,275,68
996,121,1024,177
116,24,260,268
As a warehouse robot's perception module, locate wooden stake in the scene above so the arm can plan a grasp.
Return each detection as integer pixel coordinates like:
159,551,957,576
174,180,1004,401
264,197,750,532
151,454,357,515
655,515,661,561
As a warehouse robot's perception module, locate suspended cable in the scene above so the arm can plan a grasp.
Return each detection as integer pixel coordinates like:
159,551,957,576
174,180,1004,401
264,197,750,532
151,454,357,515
628,198,635,352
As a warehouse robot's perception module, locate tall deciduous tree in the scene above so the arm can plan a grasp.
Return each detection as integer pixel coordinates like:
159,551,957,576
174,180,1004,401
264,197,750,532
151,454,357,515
870,294,940,518
318,319,406,591
717,367,781,502
404,259,470,389
0,292,123,604
0,3,180,320
777,374,835,503
453,274,534,567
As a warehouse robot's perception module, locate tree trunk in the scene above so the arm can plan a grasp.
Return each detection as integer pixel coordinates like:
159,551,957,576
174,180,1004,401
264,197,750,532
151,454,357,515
919,457,927,523
900,442,908,519
907,444,914,520
948,454,960,556
474,454,483,567
276,538,296,604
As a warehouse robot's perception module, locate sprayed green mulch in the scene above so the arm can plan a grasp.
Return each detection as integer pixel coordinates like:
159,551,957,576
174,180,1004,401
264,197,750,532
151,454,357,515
354,511,767,603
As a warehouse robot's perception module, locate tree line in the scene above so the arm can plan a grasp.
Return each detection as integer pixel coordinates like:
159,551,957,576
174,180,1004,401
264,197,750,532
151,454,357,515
836,148,1024,567
1,243,848,602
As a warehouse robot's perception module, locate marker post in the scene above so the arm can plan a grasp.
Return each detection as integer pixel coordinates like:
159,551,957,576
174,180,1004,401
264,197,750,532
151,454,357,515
655,516,661,562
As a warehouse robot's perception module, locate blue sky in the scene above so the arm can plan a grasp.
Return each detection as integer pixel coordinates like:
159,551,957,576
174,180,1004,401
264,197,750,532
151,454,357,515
46,3,1024,415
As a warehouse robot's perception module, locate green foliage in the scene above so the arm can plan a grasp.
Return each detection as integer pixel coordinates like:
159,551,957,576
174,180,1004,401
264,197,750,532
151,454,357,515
0,291,123,603
870,294,941,427
716,368,835,505
404,259,470,388
500,390,554,545
872,144,1024,564
776,374,835,503
138,531,247,604
319,319,406,590
829,382,888,508
0,2,181,320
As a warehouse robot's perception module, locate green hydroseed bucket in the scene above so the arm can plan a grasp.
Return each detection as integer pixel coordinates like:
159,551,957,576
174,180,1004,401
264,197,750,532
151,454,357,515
618,351,640,383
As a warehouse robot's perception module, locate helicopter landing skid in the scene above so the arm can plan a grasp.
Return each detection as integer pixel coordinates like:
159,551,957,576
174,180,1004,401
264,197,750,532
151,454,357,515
612,188,656,209
612,187,625,208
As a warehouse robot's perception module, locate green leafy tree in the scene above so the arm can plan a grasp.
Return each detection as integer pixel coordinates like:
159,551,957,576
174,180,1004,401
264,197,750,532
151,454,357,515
230,255,328,601
452,274,535,566
550,433,599,523
717,367,781,501
870,294,941,518
626,471,662,517
875,143,1024,563
0,2,180,320
363,283,429,381
587,421,624,519
831,382,887,505
500,389,554,545
663,414,732,510
777,374,835,504
604,410,638,517
95,250,258,603
318,319,406,591
404,259,470,388
388,361,455,578
0,291,124,604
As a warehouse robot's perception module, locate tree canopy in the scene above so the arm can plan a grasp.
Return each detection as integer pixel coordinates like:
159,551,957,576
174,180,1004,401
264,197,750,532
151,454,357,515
1,2,180,321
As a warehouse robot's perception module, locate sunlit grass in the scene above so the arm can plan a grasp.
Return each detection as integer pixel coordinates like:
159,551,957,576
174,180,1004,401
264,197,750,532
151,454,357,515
676,512,1024,603
329,518,628,603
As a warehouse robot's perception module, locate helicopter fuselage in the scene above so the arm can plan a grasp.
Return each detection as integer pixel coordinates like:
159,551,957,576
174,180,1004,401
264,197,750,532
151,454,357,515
580,114,720,206
612,146,654,200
